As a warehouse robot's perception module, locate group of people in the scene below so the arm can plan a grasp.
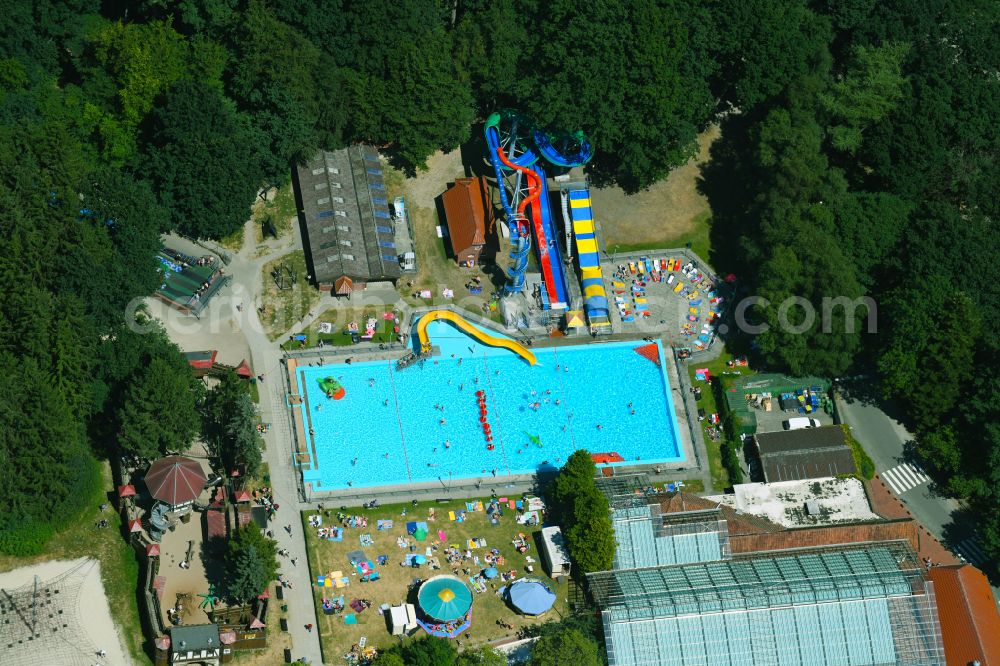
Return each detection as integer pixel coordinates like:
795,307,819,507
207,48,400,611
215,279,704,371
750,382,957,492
254,487,280,519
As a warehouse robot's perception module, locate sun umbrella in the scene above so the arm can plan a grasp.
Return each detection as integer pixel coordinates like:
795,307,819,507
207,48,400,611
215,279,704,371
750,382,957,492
413,527,428,542
507,580,556,616
417,575,473,622
483,567,498,579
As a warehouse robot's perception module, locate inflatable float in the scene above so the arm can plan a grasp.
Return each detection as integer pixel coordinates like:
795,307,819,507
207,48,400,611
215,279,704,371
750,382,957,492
317,377,346,400
591,452,625,463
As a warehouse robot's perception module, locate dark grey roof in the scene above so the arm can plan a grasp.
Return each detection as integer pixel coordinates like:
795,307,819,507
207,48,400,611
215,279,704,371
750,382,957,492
295,146,401,285
755,426,856,482
170,623,220,652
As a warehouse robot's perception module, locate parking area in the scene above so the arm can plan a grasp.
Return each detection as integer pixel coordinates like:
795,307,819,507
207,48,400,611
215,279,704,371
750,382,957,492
723,374,836,436
754,403,835,434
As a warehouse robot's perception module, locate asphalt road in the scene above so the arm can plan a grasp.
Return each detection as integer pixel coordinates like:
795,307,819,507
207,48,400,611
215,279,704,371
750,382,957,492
836,390,996,581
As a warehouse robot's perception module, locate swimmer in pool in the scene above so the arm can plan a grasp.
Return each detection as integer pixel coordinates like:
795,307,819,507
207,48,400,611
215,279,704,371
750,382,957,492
445,440,451,449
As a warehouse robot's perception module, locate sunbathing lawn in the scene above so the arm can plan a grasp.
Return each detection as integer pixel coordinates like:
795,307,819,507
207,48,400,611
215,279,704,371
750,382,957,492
688,352,755,489
301,498,569,660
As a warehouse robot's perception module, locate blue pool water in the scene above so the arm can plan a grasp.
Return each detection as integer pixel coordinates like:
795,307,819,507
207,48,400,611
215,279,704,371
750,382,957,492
299,321,684,489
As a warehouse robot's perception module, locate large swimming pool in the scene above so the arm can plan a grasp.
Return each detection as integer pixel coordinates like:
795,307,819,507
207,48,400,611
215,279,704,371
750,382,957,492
298,320,684,490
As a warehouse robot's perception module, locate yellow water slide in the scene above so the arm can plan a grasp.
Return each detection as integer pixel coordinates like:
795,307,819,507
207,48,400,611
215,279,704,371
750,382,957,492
415,310,537,366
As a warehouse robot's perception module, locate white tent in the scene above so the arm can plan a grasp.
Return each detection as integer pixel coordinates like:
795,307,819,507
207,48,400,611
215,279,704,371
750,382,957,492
389,603,417,636
540,526,571,579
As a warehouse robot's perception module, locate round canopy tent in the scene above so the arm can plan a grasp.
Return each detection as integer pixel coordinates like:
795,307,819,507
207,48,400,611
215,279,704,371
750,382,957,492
506,580,557,616
417,575,473,622
144,456,207,508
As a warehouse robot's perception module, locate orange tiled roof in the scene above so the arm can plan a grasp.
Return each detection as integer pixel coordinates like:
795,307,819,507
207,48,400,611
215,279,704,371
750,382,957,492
729,520,920,555
928,564,1000,665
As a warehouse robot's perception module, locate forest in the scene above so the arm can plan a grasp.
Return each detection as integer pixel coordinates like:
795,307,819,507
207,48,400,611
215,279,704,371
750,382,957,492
0,0,997,563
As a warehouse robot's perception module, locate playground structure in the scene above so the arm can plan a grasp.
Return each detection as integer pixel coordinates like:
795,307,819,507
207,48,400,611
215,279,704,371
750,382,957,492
484,111,592,310
415,310,537,366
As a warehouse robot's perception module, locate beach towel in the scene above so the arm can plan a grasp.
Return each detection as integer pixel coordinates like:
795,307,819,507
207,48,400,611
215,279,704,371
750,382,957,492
448,511,457,521
344,614,357,625
438,530,447,542
508,500,516,509
406,521,418,534
465,502,476,512
515,500,524,510
377,520,393,530
360,533,374,547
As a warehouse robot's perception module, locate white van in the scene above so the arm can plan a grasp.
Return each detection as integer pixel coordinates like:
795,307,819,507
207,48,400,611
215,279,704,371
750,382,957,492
783,417,822,430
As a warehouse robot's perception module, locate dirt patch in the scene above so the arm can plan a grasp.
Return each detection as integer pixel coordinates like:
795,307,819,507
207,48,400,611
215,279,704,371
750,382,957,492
386,151,503,322
593,125,719,249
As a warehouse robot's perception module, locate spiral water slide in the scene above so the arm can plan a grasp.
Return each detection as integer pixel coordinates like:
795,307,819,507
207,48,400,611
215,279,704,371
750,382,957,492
484,112,591,307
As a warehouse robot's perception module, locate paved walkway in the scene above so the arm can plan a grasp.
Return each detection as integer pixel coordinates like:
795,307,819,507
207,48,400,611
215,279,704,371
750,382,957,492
200,219,325,664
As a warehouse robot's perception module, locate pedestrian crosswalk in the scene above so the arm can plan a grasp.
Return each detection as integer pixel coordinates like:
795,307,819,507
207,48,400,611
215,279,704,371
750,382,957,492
881,463,930,495
954,538,990,567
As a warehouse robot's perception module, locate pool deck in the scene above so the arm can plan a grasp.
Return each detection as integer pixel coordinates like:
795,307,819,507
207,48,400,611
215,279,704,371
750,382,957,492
282,326,700,503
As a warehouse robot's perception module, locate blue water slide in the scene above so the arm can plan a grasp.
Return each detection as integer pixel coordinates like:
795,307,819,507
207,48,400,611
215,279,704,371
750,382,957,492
484,121,539,224
533,129,593,168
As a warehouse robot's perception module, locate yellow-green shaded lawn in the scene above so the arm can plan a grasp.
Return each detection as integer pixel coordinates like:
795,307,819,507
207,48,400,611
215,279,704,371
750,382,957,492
302,499,568,660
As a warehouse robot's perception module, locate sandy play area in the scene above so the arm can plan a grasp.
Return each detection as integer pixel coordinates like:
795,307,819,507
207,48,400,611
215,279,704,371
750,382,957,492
0,558,130,665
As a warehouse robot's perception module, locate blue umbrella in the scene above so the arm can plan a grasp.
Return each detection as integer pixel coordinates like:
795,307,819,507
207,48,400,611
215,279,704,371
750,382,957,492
483,567,498,579
507,580,556,616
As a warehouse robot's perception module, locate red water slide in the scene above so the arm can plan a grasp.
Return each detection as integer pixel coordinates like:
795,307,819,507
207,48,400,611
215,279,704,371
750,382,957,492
494,148,559,304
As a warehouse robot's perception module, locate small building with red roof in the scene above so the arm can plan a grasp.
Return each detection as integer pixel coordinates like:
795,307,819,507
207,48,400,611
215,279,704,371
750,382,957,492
442,177,493,267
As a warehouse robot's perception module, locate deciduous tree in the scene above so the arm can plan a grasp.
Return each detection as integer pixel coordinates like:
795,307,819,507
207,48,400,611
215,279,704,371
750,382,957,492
530,627,602,666
117,355,202,459
143,80,261,238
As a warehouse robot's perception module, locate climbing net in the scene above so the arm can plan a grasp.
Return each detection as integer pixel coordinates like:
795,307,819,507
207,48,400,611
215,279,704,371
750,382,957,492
0,559,103,666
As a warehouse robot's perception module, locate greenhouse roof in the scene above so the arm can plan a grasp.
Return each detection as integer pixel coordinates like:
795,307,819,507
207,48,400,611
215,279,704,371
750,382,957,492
591,544,944,666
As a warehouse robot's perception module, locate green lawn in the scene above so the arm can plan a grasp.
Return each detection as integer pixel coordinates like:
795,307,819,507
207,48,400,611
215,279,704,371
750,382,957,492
253,182,298,244
0,463,151,665
260,250,322,341
281,307,399,351
687,352,754,489
302,498,569,660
